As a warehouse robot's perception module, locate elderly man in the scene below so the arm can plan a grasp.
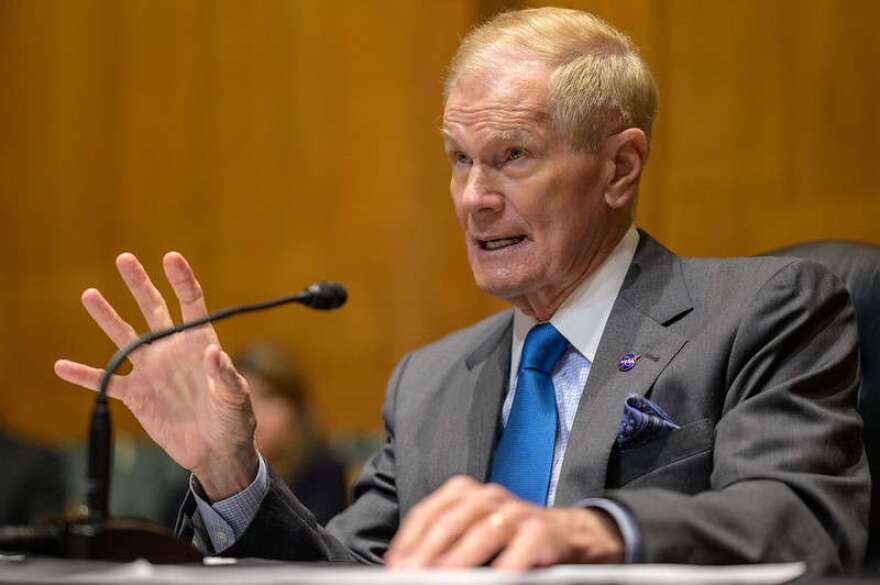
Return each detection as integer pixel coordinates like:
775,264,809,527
55,7,868,574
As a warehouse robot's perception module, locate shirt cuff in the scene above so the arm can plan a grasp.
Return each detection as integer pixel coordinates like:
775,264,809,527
190,455,270,553
577,497,645,563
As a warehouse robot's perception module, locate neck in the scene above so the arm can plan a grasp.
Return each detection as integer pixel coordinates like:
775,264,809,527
512,223,630,322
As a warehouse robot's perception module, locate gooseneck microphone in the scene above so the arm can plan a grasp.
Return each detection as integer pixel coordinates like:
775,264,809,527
86,281,347,523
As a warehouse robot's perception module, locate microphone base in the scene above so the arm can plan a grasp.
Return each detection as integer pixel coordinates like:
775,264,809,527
0,518,203,564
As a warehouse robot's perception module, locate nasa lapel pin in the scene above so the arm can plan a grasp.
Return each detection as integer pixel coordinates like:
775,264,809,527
618,353,641,372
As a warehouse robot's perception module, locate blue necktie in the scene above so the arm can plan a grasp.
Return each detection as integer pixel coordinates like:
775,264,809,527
489,323,569,505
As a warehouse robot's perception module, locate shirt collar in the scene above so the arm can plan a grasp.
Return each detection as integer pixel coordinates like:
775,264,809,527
511,225,639,377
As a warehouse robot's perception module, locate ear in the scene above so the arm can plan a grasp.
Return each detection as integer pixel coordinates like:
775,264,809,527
602,128,648,210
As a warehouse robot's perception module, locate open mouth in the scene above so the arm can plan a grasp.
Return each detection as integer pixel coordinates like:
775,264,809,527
479,236,526,251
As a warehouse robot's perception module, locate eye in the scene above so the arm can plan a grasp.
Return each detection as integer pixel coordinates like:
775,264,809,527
453,151,472,166
507,147,526,161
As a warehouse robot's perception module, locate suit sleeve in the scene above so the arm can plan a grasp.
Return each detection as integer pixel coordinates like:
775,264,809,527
177,352,411,563
605,260,870,574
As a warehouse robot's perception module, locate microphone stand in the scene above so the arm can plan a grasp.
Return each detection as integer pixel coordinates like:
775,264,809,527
0,282,346,563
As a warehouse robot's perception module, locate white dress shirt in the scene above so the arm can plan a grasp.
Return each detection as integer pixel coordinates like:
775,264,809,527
505,225,639,505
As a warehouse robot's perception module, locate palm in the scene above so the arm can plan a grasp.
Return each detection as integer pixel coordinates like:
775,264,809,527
55,252,256,482
122,328,234,471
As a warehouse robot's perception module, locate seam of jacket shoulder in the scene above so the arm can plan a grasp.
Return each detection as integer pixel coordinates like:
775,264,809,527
727,257,855,410
725,258,801,389
746,257,801,301
744,257,846,356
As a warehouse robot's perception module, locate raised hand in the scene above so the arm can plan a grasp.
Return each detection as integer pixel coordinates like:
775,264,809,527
54,252,259,501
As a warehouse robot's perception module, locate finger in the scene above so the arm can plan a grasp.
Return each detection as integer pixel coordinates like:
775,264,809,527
163,252,209,322
404,484,511,567
81,288,139,349
437,498,524,567
54,359,128,399
436,501,522,568
203,345,250,406
386,475,481,563
492,518,552,572
116,253,174,331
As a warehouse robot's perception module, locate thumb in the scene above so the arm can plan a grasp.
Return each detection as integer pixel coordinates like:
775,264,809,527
203,344,249,402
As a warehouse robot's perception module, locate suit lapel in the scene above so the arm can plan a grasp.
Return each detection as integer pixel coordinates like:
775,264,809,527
447,314,512,483
554,233,692,506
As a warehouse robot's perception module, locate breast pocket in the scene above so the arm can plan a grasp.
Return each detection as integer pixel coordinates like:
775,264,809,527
607,417,715,489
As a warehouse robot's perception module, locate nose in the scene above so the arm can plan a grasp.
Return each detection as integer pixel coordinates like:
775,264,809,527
457,164,504,216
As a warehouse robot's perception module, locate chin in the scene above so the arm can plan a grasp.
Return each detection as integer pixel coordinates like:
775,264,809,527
471,269,536,302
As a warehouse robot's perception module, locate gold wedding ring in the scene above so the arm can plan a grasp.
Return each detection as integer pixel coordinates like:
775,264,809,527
487,512,506,529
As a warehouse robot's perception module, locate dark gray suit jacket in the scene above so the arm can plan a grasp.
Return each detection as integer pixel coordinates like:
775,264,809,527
179,233,869,574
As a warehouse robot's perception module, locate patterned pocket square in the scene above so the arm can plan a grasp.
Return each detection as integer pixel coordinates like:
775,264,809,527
616,394,681,450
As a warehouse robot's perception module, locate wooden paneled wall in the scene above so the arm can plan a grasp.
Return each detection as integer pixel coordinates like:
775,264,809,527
1,1,878,445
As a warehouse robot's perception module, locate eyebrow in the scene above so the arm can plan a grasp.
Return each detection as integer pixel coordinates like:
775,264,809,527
440,127,537,146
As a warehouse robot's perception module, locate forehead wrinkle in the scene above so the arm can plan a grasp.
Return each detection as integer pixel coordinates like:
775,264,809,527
443,107,549,146
497,127,534,143
444,104,548,126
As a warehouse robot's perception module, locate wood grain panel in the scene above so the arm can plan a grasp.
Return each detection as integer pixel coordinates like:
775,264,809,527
1,1,878,446
658,0,880,255
533,0,880,254
0,0,481,443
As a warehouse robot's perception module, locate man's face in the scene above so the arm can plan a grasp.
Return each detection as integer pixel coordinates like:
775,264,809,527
443,62,616,314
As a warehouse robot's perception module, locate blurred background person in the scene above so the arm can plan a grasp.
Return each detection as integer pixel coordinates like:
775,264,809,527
231,341,348,526
160,340,349,527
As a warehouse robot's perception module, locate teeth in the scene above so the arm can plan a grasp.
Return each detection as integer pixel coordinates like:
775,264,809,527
483,237,524,250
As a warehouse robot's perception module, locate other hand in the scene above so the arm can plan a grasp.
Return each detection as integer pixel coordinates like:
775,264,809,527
385,475,624,571
54,252,259,501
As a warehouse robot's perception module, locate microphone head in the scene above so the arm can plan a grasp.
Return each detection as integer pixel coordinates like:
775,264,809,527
303,281,347,310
